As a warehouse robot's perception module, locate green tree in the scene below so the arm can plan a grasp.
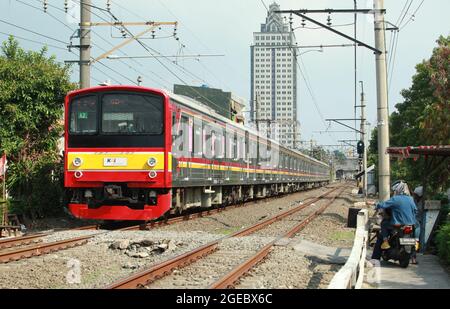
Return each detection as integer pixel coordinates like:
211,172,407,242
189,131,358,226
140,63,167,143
0,37,77,219
368,35,450,194
333,150,347,164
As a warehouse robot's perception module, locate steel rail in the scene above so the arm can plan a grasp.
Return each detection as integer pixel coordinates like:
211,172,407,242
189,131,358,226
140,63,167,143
105,185,344,289
0,233,50,250
0,235,93,263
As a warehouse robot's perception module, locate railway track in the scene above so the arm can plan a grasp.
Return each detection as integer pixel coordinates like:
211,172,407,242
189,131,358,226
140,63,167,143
0,186,330,266
210,186,346,289
0,235,93,263
105,185,346,289
0,233,50,250
0,224,138,264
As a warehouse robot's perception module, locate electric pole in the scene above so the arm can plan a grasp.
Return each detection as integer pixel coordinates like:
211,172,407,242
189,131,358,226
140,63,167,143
80,0,91,89
374,0,390,200
360,81,368,197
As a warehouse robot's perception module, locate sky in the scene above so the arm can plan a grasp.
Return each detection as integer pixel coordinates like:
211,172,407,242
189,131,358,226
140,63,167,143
1,0,449,154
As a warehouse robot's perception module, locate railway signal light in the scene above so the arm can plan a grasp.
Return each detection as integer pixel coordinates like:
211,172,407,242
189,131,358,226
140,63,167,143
357,141,365,155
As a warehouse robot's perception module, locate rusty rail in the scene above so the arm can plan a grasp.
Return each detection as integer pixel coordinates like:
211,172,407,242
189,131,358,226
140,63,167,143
106,242,219,289
209,186,346,289
0,233,51,250
0,235,93,263
106,185,344,289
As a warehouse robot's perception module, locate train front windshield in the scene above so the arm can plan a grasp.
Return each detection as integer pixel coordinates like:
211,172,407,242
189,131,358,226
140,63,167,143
68,92,165,148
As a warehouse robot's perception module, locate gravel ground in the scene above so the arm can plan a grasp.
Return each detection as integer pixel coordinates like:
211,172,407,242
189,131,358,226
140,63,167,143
156,186,331,236
0,183,360,289
237,184,367,289
148,236,274,289
237,246,341,289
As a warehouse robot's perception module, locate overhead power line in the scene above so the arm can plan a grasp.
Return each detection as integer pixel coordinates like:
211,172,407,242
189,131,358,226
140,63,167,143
0,18,68,45
0,31,68,51
400,0,426,30
96,5,233,117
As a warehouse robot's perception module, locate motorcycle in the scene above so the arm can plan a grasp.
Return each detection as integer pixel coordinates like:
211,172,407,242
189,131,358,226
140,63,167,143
381,224,416,268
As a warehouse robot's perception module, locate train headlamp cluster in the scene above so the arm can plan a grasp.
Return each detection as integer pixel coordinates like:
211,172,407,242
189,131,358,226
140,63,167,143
147,157,157,167
73,157,83,167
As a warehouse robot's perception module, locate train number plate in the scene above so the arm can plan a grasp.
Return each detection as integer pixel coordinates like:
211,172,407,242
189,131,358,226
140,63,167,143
103,158,128,167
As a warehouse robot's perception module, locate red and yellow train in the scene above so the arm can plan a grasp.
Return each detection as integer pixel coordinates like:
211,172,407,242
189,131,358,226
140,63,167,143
64,85,330,221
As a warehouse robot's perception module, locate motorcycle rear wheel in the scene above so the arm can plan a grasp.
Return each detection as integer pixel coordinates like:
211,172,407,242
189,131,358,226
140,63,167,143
399,252,410,268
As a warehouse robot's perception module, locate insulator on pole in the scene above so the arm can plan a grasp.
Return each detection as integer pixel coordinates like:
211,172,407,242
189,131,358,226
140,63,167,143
64,0,68,13
106,0,111,12
43,0,48,13
327,13,332,26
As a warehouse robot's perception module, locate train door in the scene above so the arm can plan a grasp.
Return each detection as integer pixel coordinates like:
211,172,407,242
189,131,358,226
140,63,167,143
203,121,213,181
193,117,203,183
245,131,250,180
237,132,245,181
179,114,192,181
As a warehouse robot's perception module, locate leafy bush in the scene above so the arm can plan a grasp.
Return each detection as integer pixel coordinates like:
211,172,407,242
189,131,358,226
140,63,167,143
8,158,64,219
436,222,450,265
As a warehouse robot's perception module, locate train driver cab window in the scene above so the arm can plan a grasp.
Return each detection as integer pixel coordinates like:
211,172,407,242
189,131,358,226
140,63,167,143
101,93,163,134
69,95,97,134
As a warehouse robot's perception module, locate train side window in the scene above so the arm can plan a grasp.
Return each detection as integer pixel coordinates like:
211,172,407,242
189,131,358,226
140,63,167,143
178,115,191,157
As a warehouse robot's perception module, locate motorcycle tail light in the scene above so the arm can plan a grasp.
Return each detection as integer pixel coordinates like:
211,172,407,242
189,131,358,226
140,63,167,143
403,226,413,234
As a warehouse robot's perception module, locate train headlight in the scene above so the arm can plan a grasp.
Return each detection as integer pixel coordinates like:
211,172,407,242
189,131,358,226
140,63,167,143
74,171,83,179
148,171,157,179
147,157,157,167
73,157,83,167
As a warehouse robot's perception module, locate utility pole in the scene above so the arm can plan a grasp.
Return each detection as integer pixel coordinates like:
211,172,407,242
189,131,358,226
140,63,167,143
80,0,91,89
374,0,390,200
359,81,368,197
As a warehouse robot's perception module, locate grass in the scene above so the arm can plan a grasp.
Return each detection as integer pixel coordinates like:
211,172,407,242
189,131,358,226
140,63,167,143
329,230,355,241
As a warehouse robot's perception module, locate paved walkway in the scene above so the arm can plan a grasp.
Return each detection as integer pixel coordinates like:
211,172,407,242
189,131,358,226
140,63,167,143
364,253,450,289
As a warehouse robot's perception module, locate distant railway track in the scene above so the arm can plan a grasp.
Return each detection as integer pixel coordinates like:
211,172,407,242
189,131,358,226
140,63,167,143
105,185,345,289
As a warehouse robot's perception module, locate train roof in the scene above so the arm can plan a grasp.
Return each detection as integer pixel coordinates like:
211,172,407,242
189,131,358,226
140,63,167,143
165,91,329,168
67,85,329,168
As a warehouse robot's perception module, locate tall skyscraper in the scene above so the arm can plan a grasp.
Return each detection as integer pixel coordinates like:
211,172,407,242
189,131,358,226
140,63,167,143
250,2,300,149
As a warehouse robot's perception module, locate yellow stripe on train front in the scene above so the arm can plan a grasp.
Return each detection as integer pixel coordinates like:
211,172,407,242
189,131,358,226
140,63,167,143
67,152,171,171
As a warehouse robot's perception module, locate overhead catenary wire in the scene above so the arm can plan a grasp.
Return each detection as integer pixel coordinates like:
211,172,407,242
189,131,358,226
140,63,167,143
27,0,169,88
397,0,415,28
0,18,69,45
400,0,426,30
72,0,211,88
108,1,230,90
96,4,233,117
0,31,69,51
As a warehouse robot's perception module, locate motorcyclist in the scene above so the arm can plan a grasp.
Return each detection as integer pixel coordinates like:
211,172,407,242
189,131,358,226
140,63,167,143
371,181,418,260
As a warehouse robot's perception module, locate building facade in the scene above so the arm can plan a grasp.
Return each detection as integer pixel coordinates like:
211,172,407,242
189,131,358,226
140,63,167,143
173,84,246,125
250,2,300,148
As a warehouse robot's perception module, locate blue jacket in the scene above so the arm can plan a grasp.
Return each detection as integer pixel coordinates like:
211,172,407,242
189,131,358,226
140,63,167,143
376,195,417,225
